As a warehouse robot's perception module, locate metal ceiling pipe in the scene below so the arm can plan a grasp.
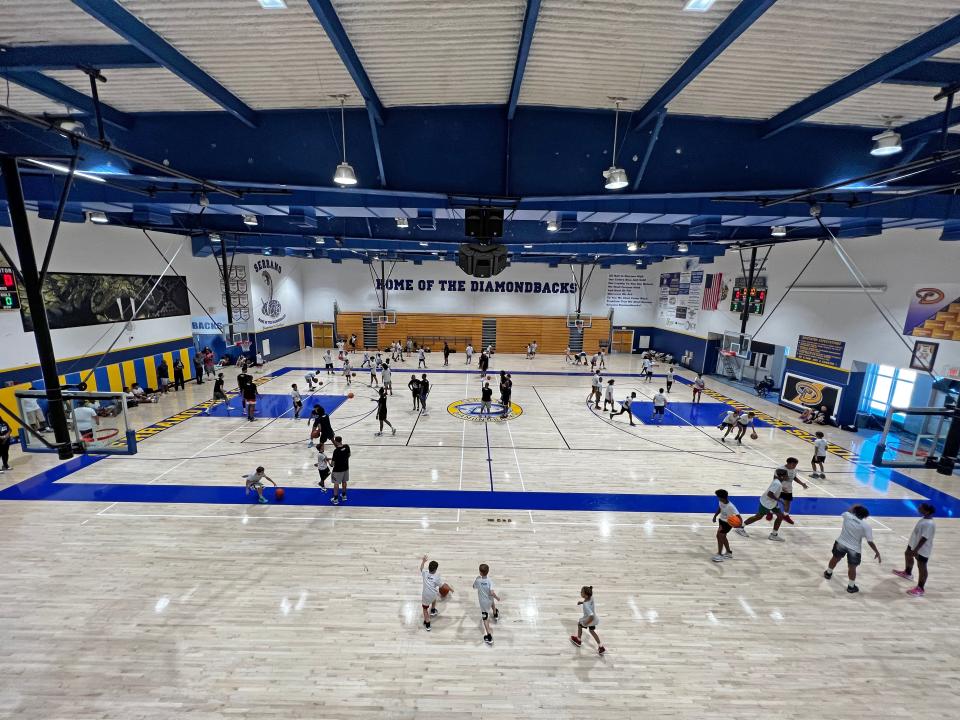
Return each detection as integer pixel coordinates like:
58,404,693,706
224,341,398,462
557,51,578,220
849,180,960,208
0,102,241,199
761,148,960,207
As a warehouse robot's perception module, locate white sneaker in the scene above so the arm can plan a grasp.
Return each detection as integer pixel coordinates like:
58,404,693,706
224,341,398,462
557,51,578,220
768,533,785,542
374,431,383,436
711,554,724,562
392,427,397,435
734,527,749,537
722,552,733,559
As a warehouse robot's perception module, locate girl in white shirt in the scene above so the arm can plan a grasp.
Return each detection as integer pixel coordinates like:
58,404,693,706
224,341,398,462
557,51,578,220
569,585,605,655
893,502,936,597
811,431,828,478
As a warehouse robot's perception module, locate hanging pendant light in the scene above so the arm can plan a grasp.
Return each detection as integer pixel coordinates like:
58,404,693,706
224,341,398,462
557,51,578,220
332,94,358,186
603,98,629,190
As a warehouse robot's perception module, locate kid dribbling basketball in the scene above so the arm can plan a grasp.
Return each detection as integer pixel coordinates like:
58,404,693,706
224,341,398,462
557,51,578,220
420,555,442,632
712,489,742,562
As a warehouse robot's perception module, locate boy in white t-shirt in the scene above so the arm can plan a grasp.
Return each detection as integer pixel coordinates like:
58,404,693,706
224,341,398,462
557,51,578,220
323,350,335,376
777,457,808,524
602,379,616,412
342,358,352,386
719,409,739,441
243,466,276,504
665,366,675,393
290,384,303,419
712,489,743,562
569,585,605,655
314,447,331,492
893,503,936,597
419,555,442,632
738,469,787,541
811,431,828,478
610,391,637,427
465,344,474,365
824,505,881,593
473,563,501,645
652,388,668,424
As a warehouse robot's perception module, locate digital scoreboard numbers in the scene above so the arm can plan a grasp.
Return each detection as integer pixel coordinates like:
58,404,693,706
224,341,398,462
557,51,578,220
1,267,21,310
729,276,767,315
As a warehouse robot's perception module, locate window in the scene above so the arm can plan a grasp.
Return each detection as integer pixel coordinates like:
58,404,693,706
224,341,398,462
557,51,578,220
866,365,916,421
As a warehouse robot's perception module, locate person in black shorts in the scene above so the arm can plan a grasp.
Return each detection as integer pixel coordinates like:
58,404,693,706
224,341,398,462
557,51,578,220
242,381,258,421
478,351,489,380
610,391,637,427
500,373,513,417
408,374,421,411
209,372,228,414
330,436,351,505
374,387,396,436
419,374,430,414
480,381,493,417
309,405,335,451
0,417,12,472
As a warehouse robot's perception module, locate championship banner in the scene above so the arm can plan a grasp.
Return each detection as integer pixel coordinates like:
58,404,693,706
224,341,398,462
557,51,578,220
780,372,843,416
903,284,960,342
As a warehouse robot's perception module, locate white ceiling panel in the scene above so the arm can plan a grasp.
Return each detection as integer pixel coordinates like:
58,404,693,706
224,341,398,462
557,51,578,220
332,0,527,106
0,0,121,46
117,0,360,110
46,68,222,112
807,84,947,128
0,79,80,115
518,0,742,110
668,0,960,120
933,45,960,61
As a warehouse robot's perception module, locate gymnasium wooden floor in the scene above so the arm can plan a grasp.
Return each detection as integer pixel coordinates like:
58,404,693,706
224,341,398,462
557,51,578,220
1,349,957,719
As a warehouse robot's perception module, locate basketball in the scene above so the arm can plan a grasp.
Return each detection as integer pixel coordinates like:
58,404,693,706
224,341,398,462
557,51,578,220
727,515,743,528
352,372,357,377
751,431,759,440
310,428,321,439
439,583,453,598
348,392,355,399
275,487,285,502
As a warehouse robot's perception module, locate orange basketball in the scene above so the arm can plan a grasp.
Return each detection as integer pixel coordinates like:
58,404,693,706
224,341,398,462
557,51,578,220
275,487,285,502
347,392,355,399
750,431,759,440
439,583,453,598
310,428,321,439
727,515,743,528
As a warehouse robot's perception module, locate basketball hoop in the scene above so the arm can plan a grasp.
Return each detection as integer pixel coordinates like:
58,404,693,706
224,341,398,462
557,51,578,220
574,320,585,332
719,349,736,357
237,340,252,354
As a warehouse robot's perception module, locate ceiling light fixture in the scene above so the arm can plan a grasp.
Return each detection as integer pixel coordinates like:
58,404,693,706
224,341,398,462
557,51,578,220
243,214,258,226
626,241,638,251
88,210,109,224
257,0,287,9
332,94,358,186
771,225,787,237
870,128,902,157
523,244,533,249
546,219,559,232
419,241,429,247
603,98,629,190
262,248,272,256
677,242,689,253
24,158,106,183
396,217,409,229
209,232,221,243
683,0,717,11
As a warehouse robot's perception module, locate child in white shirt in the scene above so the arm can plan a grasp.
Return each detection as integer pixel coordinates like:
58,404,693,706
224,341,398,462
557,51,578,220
811,431,828,478
712,489,743,562
419,555,442,632
893,502,936,597
569,585,605,655
473,563,501,645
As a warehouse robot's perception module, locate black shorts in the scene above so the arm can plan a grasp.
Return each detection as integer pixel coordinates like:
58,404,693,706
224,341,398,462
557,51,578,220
814,455,826,463
780,491,793,501
831,541,862,567
325,363,334,369
906,545,929,564
718,520,732,534
654,406,665,415
318,467,330,481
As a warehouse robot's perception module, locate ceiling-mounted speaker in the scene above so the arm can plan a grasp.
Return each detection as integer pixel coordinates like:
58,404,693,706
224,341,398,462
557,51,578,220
464,207,504,239
457,242,509,278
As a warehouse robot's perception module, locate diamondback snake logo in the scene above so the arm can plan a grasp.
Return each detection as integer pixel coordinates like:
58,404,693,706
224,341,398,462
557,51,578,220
260,271,282,318
916,287,944,305
792,381,824,405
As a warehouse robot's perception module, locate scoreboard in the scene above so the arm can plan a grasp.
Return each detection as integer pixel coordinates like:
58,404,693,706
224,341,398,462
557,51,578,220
730,277,767,315
1,267,21,310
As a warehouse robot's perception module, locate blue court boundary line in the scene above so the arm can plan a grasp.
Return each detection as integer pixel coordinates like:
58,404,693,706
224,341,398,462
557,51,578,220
0,364,956,518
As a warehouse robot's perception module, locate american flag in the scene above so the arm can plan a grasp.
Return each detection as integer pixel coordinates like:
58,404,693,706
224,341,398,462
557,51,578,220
702,272,723,310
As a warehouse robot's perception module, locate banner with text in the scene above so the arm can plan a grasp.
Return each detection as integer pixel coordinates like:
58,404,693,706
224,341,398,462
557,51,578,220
657,271,704,331
605,272,654,307
795,335,846,368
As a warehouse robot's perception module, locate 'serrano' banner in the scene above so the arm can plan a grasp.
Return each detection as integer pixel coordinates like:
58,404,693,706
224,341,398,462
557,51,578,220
376,278,578,294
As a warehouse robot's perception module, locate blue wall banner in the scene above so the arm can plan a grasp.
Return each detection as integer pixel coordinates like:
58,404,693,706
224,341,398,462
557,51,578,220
795,335,846,368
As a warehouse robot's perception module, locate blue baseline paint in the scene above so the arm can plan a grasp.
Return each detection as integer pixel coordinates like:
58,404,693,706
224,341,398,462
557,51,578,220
205,393,347,418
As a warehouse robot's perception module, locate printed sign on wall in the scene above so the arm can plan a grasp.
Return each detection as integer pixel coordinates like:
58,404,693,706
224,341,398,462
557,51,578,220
796,335,846,368
605,272,654,307
903,284,960,342
657,271,705,331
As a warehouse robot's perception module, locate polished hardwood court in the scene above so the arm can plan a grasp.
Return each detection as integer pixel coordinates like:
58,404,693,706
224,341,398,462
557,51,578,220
0,350,956,719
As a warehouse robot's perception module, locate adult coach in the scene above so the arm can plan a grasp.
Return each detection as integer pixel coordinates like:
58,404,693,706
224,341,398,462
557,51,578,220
330,436,351,505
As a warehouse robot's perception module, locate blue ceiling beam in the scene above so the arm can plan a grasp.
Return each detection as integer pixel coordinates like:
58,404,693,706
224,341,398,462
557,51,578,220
761,14,960,139
631,0,779,132
507,0,542,121
305,0,385,126
2,70,134,130
0,44,158,71
632,110,666,190
885,60,960,87
900,104,960,142
367,100,387,187
70,0,258,128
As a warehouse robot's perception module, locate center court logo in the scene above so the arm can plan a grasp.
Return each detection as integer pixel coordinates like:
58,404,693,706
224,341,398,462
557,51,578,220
447,398,523,422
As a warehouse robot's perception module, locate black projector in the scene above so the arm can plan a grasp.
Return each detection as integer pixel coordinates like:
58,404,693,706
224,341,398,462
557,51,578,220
457,242,509,278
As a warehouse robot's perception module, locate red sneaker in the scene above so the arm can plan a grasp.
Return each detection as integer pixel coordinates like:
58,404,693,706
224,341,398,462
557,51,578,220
907,586,925,597
783,515,795,525
569,635,582,647
765,513,773,521
892,569,913,580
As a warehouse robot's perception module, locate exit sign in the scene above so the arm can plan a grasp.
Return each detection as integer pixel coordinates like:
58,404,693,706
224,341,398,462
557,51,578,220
0,267,21,310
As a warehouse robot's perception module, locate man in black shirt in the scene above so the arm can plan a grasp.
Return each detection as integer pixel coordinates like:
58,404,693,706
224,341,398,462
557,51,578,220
408,375,421,411
309,405,335,451
501,373,513,418
157,360,170,393
172,358,186,391
0,418,12,471
481,381,493,417
237,369,253,410
330,436,351,505
375,387,396,436
419,374,430,414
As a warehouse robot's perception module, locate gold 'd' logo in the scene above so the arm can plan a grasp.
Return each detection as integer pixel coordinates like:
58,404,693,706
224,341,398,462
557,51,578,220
916,287,945,305
792,381,824,405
